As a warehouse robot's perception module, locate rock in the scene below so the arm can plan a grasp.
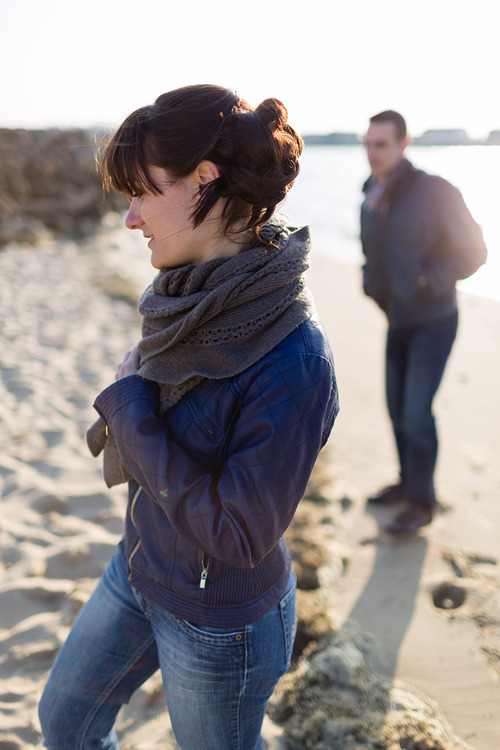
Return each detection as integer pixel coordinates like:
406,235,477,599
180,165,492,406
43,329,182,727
0,216,52,245
0,128,127,245
274,625,472,750
309,640,367,687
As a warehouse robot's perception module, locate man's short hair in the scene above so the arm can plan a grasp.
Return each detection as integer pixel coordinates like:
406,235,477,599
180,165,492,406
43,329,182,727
369,110,407,140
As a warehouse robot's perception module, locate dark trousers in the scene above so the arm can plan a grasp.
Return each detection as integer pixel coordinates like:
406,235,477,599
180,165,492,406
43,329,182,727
385,312,458,507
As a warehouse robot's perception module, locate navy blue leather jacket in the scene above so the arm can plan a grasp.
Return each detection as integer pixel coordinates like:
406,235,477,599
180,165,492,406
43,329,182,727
94,314,338,627
361,159,487,329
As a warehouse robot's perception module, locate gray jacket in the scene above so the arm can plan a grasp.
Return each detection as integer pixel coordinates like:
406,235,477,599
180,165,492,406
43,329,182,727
360,159,487,328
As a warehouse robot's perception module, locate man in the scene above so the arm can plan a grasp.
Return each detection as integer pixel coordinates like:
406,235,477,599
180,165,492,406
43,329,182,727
361,110,487,535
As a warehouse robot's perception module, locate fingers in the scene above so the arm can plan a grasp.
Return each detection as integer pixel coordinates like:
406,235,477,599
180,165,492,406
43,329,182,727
115,348,140,380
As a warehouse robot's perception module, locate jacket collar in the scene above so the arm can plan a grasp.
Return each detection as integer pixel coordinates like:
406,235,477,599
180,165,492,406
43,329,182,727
363,158,418,216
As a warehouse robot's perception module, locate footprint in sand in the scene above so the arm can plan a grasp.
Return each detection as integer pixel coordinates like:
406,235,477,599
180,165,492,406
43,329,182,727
432,581,467,610
431,549,498,609
44,539,118,580
40,429,66,448
431,548,500,676
0,583,69,630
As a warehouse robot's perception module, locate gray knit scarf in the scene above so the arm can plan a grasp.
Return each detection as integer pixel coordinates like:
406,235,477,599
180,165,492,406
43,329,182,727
87,214,315,487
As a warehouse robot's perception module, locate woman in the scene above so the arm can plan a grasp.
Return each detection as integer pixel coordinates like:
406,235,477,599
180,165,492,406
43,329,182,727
39,84,338,750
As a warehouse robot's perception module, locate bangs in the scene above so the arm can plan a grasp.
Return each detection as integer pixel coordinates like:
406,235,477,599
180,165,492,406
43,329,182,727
101,109,160,197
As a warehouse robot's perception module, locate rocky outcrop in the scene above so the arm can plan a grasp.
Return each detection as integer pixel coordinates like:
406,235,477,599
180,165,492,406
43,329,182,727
0,128,126,245
273,625,472,750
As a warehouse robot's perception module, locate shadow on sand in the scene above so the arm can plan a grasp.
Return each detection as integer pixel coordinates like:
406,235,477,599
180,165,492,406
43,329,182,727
344,502,428,678
272,495,465,750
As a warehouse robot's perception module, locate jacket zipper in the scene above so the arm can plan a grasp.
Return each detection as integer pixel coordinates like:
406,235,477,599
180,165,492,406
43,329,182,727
129,485,210,589
199,552,210,589
128,485,142,580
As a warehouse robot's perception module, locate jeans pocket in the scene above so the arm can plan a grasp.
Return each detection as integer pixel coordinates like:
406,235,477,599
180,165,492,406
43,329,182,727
174,616,246,647
279,571,297,666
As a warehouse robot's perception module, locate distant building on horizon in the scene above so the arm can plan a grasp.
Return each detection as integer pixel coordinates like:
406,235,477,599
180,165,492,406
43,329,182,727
302,128,500,147
412,129,474,146
486,130,500,145
302,132,360,145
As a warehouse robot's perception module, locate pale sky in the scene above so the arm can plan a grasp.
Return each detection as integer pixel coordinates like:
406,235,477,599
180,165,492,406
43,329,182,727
1,0,498,138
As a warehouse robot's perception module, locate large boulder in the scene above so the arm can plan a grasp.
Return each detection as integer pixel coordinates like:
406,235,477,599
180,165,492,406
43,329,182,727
0,128,126,245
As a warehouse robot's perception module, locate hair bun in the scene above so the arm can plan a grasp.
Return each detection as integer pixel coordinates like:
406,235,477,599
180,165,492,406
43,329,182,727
103,83,303,239
255,98,288,131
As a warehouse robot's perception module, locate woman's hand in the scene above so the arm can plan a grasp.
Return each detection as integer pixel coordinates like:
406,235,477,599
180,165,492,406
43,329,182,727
115,347,140,380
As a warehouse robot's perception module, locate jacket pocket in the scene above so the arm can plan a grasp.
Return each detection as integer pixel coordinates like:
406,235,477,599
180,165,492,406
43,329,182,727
186,397,219,444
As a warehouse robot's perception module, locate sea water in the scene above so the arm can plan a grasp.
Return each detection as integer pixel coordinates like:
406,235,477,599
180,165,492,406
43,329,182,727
283,144,499,302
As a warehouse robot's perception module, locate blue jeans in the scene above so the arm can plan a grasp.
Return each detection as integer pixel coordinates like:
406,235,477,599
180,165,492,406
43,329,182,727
385,312,458,507
39,544,297,750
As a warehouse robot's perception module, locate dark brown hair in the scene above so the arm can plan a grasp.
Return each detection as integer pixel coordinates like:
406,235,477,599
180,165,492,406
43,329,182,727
101,84,303,236
370,110,407,140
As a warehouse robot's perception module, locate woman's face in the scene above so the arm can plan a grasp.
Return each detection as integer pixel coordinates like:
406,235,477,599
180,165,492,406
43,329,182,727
125,165,211,269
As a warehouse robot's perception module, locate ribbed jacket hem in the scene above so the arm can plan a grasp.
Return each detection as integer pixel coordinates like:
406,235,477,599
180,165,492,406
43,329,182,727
128,562,291,628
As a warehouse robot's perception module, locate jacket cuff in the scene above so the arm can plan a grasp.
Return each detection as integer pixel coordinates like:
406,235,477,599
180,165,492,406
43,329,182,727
94,375,160,424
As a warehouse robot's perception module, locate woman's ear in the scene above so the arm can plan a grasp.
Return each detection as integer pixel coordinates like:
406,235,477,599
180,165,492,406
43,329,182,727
194,160,220,185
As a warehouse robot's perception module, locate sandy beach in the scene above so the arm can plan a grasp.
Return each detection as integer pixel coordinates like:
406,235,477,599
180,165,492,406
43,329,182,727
0,229,498,749
309,255,500,749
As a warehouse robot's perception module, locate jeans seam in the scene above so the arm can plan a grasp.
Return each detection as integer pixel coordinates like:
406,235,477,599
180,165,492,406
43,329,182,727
281,602,290,665
234,625,249,750
279,573,296,665
75,632,156,749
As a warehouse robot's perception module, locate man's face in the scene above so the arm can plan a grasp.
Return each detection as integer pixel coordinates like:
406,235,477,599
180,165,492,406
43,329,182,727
364,121,407,181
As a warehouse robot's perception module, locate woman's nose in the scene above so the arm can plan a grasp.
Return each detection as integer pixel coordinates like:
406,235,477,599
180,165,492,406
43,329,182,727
125,198,144,230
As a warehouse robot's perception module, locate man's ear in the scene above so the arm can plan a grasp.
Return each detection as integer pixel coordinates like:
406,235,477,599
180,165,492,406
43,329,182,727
401,135,411,154
194,160,220,185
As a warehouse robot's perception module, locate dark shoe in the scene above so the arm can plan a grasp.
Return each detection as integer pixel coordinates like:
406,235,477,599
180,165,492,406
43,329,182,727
367,482,405,505
386,503,433,535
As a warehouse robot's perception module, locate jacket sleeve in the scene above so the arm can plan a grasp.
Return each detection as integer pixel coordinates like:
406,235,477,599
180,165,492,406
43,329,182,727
432,179,487,280
94,353,338,568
